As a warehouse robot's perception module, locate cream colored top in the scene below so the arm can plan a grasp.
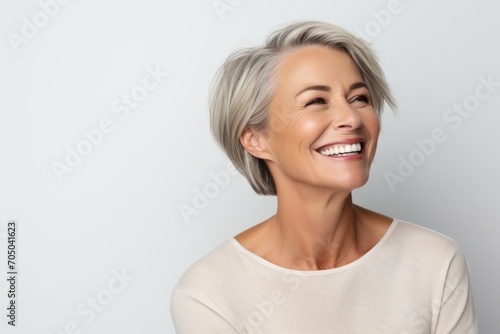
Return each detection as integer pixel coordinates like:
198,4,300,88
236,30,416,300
171,220,476,333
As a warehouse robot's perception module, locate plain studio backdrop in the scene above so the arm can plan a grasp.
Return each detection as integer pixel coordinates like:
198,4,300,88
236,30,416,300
0,0,498,333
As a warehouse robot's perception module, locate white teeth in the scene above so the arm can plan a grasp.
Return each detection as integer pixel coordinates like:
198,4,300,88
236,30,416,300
319,143,363,156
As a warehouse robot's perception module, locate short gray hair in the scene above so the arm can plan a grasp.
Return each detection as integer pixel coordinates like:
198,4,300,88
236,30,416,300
209,21,397,195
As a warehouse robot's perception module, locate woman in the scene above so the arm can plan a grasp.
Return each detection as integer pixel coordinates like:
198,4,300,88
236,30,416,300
171,21,476,333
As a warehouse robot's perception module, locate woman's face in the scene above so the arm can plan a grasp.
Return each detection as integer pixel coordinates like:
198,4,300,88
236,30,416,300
259,46,380,192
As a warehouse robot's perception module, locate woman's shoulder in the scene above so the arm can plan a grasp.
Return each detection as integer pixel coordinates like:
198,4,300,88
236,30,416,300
389,219,463,258
356,206,461,258
170,237,265,326
173,240,238,291
170,239,251,332
356,206,464,264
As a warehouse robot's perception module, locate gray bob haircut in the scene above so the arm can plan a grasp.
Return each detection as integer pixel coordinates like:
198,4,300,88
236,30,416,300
209,21,397,196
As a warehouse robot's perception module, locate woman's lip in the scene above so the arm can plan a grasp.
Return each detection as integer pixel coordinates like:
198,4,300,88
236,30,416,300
315,138,365,152
317,151,364,160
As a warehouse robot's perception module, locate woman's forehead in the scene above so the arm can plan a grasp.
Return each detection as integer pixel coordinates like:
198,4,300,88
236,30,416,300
275,46,363,93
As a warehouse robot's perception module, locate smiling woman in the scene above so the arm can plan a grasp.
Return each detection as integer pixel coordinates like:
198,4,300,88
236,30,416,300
170,21,477,333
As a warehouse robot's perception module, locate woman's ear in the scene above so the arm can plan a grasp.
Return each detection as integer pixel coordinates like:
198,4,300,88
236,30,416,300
240,127,272,160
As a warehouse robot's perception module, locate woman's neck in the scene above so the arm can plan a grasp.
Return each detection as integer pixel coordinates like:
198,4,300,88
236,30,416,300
234,182,393,271
272,187,359,270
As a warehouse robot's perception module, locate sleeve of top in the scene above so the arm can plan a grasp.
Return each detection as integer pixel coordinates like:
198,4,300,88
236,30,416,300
434,249,477,334
170,286,239,334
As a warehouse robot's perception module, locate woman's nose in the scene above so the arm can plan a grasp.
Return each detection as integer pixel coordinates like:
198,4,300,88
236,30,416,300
330,102,362,130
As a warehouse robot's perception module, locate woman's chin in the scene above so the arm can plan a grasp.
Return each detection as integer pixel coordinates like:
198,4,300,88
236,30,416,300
322,173,370,191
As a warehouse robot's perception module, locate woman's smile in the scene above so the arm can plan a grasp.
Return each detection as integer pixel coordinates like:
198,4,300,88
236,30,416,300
316,139,364,159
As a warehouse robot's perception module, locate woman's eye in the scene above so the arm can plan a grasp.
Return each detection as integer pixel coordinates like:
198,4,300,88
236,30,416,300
352,95,369,104
305,97,327,107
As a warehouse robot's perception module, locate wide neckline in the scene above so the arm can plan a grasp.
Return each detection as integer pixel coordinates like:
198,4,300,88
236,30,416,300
230,219,399,276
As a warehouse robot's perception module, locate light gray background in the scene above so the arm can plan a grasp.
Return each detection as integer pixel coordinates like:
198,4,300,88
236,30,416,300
1,0,498,333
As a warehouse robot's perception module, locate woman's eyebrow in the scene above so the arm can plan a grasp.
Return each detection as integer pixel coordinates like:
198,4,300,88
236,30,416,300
295,85,330,97
295,82,367,97
349,82,368,91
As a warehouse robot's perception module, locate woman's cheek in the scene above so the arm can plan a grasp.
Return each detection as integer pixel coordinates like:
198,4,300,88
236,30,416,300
288,114,324,140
